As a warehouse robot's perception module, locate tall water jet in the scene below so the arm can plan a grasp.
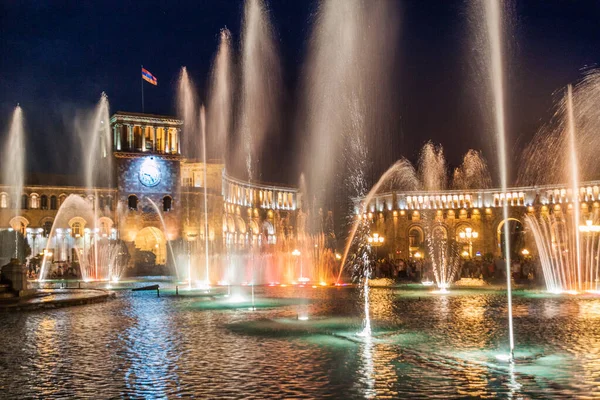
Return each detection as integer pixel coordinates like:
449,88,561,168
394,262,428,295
82,93,112,191
238,0,282,180
2,105,25,258
567,84,582,291
177,66,199,287
200,106,210,287
523,80,600,293
301,0,399,212
178,67,199,159
207,28,233,162
518,70,600,186
82,93,112,279
301,0,399,337
418,142,447,191
473,0,514,360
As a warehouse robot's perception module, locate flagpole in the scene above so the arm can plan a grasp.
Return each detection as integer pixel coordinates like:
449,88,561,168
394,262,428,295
141,64,145,113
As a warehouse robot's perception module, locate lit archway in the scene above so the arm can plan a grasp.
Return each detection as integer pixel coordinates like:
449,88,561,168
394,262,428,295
407,225,424,254
134,227,167,265
9,216,29,235
497,218,525,258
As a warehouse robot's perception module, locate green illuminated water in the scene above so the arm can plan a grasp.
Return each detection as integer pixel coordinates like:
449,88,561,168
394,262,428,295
1,284,599,398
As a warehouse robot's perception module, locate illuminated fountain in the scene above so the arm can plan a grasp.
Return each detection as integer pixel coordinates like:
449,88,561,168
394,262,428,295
38,94,123,282
39,195,126,282
424,222,461,293
2,105,25,259
301,0,400,338
237,0,282,181
473,0,515,361
524,80,600,294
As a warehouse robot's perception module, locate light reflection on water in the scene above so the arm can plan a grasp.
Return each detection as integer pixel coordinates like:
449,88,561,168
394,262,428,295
1,286,600,397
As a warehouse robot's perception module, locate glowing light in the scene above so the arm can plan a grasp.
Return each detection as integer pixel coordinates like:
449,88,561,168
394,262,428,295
461,251,470,258
335,253,342,260
521,249,530,256
196,280,211,290
217,280,230,286
291,249,301,256
413,252,422,259
298,316,309,321
579,220,600,232
320,281,327,286
228,295,246,303
421,280,434,286
298,277,310,283
495,354,512,362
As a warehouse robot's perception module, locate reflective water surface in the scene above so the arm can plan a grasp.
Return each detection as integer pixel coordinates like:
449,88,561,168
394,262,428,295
1,285,600,398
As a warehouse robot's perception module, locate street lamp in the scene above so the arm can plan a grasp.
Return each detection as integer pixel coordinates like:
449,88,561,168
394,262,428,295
367,233,385,260
459,227,478,257
579,220,600,233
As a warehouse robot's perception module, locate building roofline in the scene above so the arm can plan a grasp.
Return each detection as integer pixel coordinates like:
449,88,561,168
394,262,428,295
110,111,183,125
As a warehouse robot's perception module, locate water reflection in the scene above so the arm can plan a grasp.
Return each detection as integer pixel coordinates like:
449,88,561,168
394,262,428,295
124,297,180,397
0,287,599,397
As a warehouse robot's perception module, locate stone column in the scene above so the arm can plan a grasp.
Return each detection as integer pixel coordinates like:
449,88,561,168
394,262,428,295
115,124,122,151
127,124,133,150
177,128,181,154
151,126,156,152
141,125,146,152
165,128,170,153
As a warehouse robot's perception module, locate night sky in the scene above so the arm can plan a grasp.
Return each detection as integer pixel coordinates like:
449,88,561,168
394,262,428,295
1,1,599,185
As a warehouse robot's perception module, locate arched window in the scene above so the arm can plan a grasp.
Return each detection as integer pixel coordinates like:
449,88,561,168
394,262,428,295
43,221,53,237
163,196,172,212
50,195,58,210
30,194,39,209
40,195,48,210
0,193,8,209
21,194,29,210
59,194,67,207
128,195,138,210
408,227,423,249
72,222,82,238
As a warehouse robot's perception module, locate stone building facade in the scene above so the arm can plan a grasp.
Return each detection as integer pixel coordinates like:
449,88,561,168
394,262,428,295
0,111,305,276
361,181,600,261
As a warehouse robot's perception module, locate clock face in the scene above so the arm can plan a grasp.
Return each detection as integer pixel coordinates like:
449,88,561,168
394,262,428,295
139,163,161,187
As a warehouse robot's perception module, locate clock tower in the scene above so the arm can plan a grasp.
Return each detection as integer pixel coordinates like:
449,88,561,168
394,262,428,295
110,111,183,266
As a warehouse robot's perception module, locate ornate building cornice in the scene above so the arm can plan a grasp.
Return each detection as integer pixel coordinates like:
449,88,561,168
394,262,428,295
114,152,184,161
110,112,182,127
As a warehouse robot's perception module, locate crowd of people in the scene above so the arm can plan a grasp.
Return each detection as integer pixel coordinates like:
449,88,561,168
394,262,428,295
25,258,80,280
370,254,540,285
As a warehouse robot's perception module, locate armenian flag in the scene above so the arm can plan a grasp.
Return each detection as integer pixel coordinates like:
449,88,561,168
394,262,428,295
142,67,157,85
